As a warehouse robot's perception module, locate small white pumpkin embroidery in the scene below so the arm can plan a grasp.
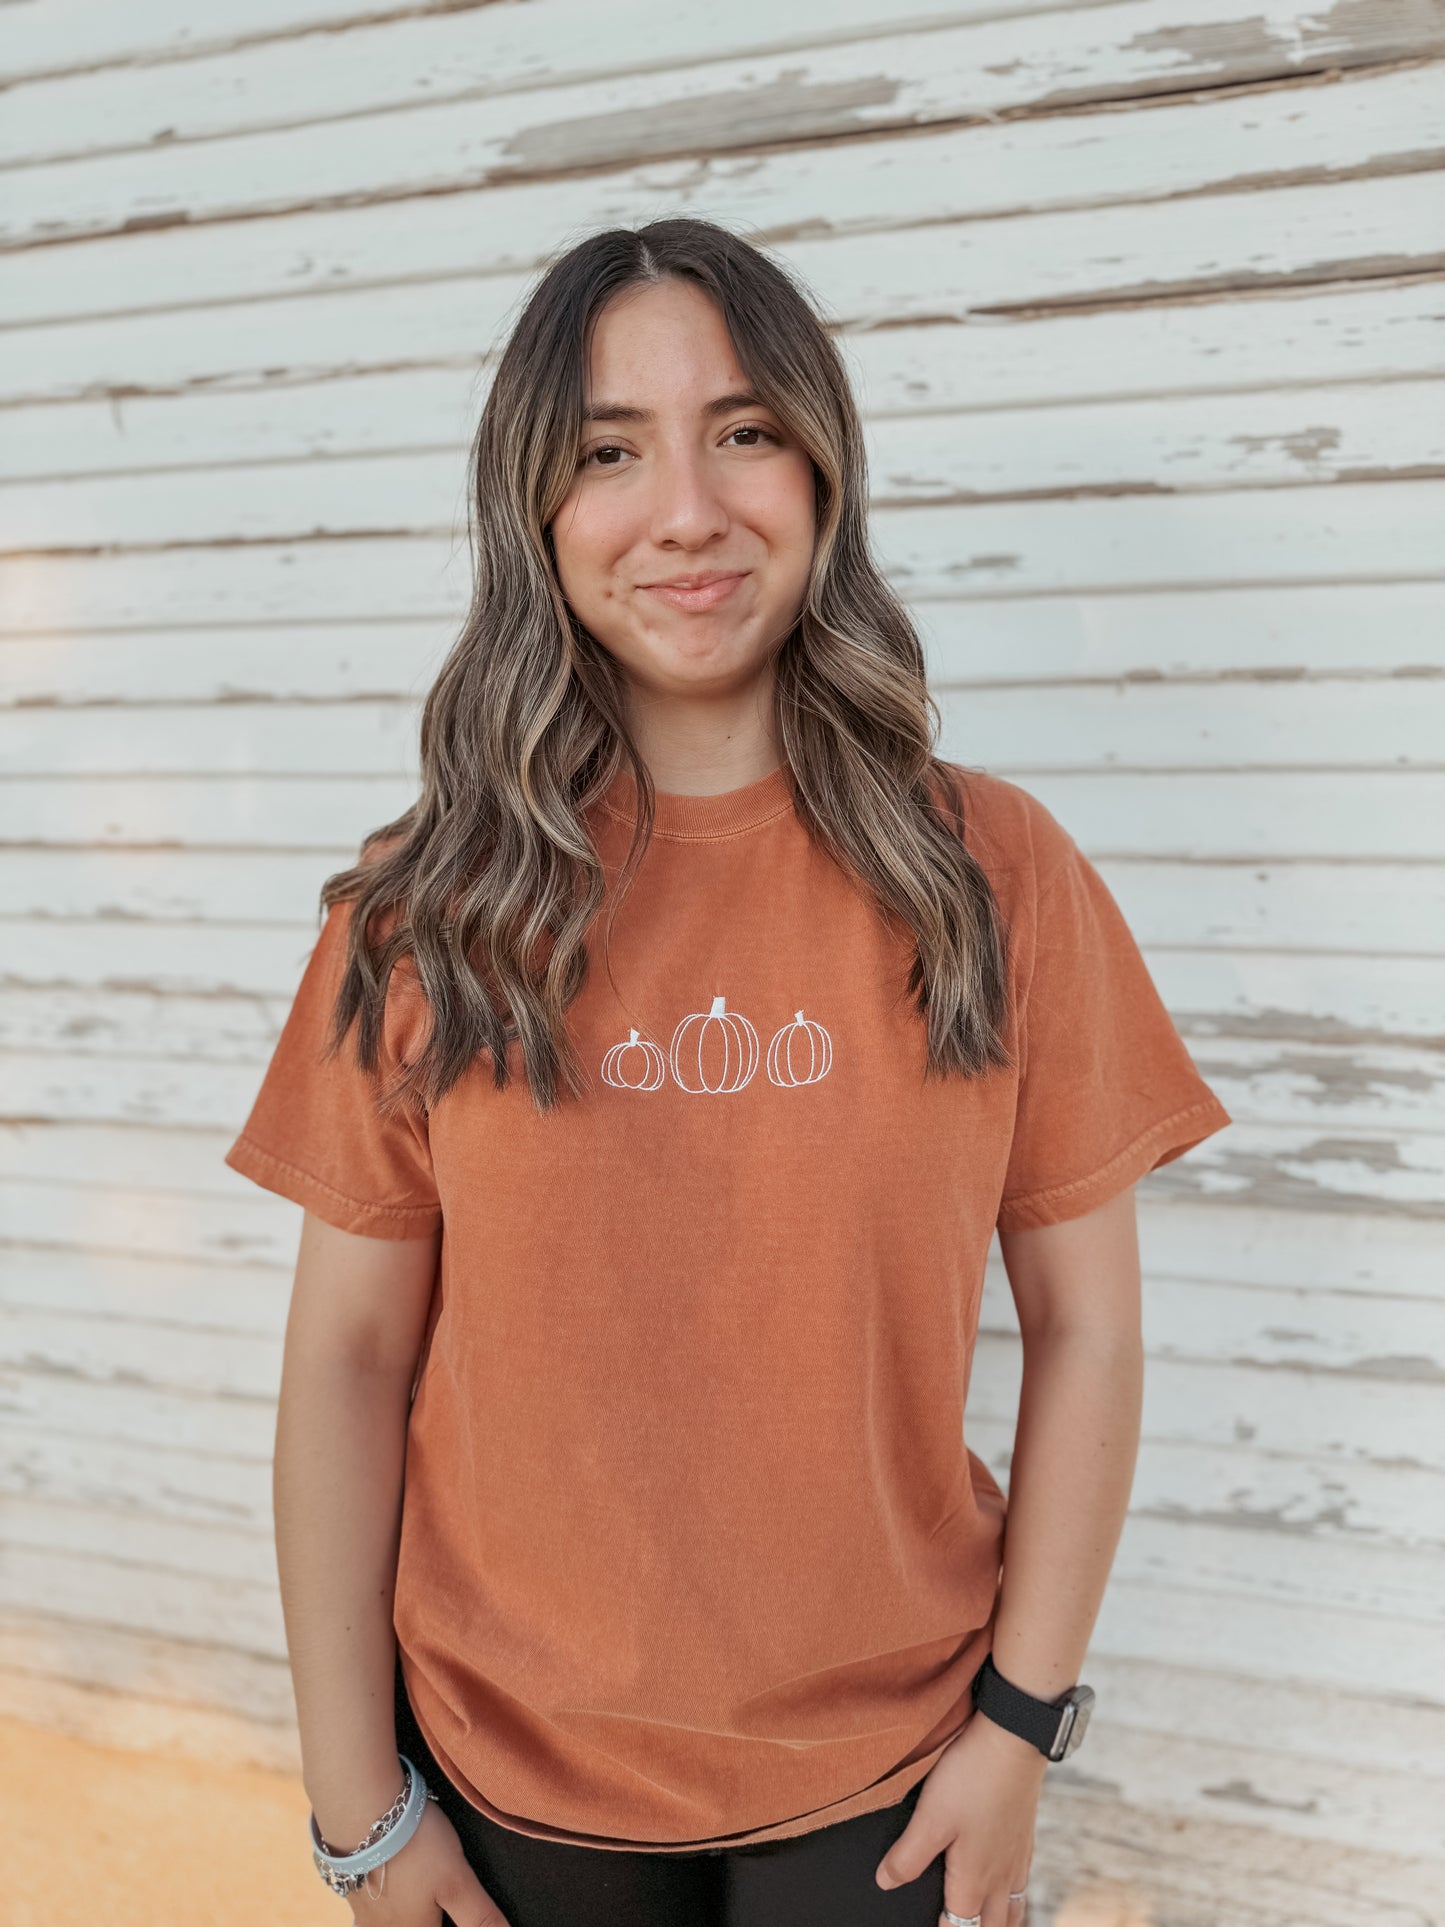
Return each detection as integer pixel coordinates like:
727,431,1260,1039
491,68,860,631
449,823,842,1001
669,994,759,1094
767,1009,833,1087
600,1026,666,1091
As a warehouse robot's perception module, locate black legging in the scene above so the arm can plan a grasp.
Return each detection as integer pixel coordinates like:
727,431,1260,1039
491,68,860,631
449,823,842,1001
393,1651,947,1925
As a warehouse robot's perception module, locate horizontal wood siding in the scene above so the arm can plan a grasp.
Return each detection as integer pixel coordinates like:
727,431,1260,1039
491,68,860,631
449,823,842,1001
1,2,1440,1916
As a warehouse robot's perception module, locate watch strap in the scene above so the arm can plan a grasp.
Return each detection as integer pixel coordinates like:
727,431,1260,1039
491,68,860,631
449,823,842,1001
971,1652,1077,1759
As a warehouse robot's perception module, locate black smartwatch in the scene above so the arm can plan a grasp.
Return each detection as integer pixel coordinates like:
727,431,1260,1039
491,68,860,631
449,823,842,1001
970,1652,1095,1761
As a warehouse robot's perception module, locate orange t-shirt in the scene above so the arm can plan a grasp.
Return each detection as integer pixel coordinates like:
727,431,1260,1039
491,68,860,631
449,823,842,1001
224,759,1231,1852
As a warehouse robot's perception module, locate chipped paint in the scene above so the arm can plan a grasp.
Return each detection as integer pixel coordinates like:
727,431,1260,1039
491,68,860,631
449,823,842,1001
1202,1777,1320,1813
1228,425,1342,464
1140,1500,1359,1536
1123,0,1445,85
500,70,903,175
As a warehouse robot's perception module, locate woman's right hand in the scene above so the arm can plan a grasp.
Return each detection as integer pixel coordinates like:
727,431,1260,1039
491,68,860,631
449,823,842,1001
344,1800,511,1927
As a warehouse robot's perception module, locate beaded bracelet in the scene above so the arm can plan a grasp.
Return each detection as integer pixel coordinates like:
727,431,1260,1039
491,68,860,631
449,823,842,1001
309,1753,439,1896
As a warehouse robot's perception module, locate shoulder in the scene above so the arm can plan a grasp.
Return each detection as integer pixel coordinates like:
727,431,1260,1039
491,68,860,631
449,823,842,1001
928,760,1079,902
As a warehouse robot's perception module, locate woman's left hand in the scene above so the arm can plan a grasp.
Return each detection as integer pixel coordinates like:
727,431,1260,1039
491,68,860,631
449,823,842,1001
874,1710,1045,1923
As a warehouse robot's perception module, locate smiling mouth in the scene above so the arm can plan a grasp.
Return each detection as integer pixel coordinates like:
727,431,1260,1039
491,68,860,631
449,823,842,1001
639,572,748,611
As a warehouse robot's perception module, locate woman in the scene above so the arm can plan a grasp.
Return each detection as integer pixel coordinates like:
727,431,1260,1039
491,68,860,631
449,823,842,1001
226,216,1231,1927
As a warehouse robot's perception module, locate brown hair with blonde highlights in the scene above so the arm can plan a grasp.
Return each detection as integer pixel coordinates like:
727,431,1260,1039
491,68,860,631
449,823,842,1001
317,215,1011,1116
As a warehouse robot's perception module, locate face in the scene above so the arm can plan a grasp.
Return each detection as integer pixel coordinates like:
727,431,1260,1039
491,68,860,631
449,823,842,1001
548,278,817,713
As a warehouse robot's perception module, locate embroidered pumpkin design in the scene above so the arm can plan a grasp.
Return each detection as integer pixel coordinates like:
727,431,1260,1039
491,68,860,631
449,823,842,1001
669,994,759,1094
767,1009,833,1087
600,1026,666,1091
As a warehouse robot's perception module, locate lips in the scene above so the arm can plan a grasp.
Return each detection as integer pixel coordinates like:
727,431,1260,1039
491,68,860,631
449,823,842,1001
639,571,748,612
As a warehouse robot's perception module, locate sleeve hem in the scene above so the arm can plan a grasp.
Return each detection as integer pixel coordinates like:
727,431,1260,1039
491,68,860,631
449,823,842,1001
224,1133,442,1241
995,1093,1232,1232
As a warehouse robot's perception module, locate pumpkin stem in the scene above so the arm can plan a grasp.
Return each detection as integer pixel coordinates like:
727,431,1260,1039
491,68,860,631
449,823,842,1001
628,1028,640,1042
794,1010,804,1023
709,994,726,1016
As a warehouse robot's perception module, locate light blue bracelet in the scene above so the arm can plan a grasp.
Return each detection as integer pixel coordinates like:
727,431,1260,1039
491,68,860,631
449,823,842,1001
310,1753,433,1896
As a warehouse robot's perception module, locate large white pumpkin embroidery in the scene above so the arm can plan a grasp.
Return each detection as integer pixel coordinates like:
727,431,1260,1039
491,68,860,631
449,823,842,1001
600,1026,666,1091
669,994,759,1094
767,1009,833,1087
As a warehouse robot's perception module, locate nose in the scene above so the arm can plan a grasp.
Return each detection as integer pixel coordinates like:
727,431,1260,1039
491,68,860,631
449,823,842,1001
646,437,730,550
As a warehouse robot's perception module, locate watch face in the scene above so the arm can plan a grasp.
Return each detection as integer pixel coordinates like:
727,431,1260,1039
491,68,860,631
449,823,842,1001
1061,1687,1095,1757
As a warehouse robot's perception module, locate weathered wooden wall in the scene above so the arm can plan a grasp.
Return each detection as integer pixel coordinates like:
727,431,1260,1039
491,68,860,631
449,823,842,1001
2,2,1442,1919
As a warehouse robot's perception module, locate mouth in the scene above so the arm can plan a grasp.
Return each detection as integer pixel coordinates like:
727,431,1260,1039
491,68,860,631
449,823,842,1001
639,571,748,613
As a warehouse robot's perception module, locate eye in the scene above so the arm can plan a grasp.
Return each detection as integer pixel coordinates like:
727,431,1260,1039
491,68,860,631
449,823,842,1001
725,423,779,449
577,442,632,471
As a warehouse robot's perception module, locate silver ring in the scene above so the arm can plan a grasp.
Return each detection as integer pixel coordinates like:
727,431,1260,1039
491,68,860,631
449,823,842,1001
943,1912,983,1926
1010,1891,1029,1902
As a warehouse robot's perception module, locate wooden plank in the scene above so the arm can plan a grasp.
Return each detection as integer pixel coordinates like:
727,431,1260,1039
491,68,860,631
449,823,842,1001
7,1478,1445,1635
7,1349,1443,1549
0,1170,310,1275
969,1338,1445,1470
3,895,1442,1035
4,773,1443,866
1082,1651,1445,1778
987,1262,1445,1378
5,584,1445,710
3,675,1435,775
0,1423,273,1532
1088,1576,1445,1710
8,1028,1445,1161
1031,1784,1443,1922
0,1307,280,1400
0,774,421,848
2,1500,1442,1712
1056,1719,1445,1862
5,1125,1441,1294
3,852,1438,953
9,293,1445,484
9,380,1443,549
1,0,1065,89
0,1244,288,1335
0,1540,284,1652
971,1418,1445,1551
6,60,1442,327
0,987,290,1062
7,1,1439,245
0,1604,297,1727
2,909,1441,1040
0,1368,280,1460
13,1400,1442,1550
6,180,1444,407
1047,1735,1445,1871
5,481,1443,632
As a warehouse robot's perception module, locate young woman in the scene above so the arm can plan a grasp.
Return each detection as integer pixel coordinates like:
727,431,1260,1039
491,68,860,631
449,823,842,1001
226,217,1231,1927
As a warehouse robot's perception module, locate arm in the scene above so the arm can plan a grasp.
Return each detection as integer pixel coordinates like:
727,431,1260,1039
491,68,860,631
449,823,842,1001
988,1179,1145,1711
876,1184,1145,1908
273,1207,440,1850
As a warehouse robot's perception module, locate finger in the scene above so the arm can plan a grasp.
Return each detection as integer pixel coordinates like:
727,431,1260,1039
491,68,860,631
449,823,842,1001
874,1816,947,1890
437,1868,513,1927
940,1861,987,1927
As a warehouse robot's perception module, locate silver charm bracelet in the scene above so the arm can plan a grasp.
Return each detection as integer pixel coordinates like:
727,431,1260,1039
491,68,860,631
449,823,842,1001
309,1752,440,1896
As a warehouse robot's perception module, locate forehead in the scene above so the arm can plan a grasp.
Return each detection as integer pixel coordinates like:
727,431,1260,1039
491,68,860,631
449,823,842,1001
584,279,745,398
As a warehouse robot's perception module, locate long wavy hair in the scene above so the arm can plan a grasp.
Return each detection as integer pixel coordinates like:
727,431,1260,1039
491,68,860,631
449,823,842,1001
317,215,1011,1116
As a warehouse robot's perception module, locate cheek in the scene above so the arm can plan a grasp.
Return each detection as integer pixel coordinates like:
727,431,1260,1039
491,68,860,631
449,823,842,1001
551,495,624,601
750,457,817,557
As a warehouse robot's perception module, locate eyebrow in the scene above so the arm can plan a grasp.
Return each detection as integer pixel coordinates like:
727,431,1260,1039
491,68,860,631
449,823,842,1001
579,389,766,426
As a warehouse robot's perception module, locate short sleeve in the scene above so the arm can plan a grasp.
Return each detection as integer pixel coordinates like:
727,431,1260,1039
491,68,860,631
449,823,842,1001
224,898,443,1240
995,841,1232,1232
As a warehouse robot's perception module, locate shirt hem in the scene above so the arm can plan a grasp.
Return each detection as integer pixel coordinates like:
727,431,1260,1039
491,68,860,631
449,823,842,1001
995,1092,1233,1232
223,1133,442,1239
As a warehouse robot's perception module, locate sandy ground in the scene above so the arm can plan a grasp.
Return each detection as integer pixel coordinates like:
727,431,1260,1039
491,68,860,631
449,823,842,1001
4,1710,337,1927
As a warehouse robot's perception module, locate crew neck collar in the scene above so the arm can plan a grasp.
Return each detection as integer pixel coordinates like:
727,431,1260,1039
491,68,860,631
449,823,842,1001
597,760,796,838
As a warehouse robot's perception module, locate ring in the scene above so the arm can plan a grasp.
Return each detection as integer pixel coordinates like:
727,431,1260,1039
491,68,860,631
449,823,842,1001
943,1912,983,1926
